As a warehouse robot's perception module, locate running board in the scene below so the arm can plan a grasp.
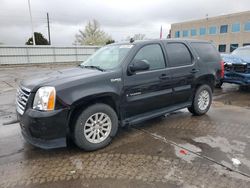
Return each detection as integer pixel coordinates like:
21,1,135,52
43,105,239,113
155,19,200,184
122,102,192,126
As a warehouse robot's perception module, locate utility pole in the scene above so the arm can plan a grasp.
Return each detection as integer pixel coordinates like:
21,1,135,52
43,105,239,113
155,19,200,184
47,12,51,45
28,0,36,45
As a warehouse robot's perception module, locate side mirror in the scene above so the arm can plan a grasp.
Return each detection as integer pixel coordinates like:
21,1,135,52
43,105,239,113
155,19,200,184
128,60,150,74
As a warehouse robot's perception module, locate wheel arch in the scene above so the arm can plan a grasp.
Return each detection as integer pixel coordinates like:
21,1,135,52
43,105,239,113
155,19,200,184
67,92,120,134
194,74,215,91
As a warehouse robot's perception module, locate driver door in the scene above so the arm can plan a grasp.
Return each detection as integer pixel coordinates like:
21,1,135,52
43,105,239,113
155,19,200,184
122,43,173,118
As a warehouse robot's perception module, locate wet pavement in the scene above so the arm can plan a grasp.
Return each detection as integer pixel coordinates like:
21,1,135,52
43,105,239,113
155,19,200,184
1,64,250,188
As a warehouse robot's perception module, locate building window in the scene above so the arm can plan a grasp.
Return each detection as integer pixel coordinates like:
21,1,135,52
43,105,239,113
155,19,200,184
220,25,228,33
182,30,189,37
175,31,180,38
199,27,206,35
232,23,240,32
209,26,217,34
243,43,250,46
218,44,226,52
191,29,197,36
230,44,239,52
244,21,250,31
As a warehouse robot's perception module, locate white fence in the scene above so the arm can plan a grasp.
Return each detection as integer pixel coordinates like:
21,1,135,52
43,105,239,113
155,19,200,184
0,45,100,65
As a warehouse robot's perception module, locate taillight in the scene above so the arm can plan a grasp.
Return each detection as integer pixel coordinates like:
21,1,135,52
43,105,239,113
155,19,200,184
220,60,224,78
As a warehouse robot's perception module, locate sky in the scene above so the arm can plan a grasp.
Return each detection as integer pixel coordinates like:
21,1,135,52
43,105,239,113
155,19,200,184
0,0,250,45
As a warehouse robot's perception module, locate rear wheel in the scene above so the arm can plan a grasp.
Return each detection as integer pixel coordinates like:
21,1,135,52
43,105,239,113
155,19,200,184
73,103,118,151
188,85,212,116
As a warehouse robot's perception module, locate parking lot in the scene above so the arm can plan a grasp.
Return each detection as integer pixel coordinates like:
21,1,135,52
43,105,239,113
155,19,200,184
0,64,250,188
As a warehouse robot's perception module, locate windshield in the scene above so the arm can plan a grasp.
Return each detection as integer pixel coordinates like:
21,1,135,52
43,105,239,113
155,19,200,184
81,44,133,70
232,48,250,57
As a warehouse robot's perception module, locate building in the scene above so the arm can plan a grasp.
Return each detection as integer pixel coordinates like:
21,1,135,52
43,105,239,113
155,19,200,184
171,11,250,53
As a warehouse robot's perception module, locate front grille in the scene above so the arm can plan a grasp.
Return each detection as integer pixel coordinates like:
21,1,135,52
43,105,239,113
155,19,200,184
16,86,31,115
224,64,247,73
233,64,247,73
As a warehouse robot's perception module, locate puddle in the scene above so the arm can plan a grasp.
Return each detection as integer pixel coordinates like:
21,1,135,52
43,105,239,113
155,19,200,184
193,135,246,153
193,135,250,175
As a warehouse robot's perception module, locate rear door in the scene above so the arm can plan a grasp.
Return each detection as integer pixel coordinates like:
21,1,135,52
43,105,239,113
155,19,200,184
164,42,197,104
123,43,173,118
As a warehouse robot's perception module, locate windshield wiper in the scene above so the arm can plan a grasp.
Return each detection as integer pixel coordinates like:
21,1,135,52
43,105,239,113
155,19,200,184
82,65,105,72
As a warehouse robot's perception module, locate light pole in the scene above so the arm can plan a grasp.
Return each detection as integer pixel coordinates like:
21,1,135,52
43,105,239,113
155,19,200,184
28,0,36,45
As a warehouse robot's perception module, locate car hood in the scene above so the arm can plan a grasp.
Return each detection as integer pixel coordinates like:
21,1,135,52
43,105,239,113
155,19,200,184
20,67,102,92
222,54,250,65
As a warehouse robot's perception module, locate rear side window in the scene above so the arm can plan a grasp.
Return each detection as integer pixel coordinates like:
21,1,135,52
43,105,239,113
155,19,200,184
190,42,219,62
133,44,165,70
165,43,192,67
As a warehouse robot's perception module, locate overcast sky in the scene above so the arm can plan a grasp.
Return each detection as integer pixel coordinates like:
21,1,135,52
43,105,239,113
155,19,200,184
0,0,250,45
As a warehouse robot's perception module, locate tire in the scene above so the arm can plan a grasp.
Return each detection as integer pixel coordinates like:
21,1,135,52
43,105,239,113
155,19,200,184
188,84,212,116
73,103,118,151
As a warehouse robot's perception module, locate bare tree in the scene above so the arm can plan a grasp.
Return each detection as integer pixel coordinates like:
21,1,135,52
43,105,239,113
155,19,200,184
125,33,146,41
74,20,113,45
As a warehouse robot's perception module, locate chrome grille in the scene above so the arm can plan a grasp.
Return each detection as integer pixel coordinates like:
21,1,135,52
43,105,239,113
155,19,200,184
16,86,31,115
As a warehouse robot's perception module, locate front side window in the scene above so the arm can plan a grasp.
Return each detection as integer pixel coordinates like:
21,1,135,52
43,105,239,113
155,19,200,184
133,44,165,71
165,43,192,67
244,21,250,31
232,23,240,32
200,27,206,35
209,26,217,34
81,44,133,70
220,25,228,33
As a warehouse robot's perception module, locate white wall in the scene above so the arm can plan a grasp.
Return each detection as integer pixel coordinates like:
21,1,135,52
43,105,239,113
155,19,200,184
0,45,100,65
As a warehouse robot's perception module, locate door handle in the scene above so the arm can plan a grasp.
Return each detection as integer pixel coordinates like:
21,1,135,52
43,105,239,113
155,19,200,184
190,69,199,74
159,74,170,80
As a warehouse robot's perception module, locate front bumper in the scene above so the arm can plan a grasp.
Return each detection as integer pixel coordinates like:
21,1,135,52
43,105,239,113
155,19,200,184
223,71,250,86
17,108,69,149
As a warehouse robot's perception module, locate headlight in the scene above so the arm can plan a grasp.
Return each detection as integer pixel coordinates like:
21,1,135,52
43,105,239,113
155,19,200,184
33,87,56,111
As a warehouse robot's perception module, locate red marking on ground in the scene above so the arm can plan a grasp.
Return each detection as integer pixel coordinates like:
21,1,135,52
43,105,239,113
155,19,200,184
180,149,188,155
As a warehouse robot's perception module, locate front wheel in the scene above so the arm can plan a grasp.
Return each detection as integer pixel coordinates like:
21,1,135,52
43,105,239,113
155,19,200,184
73,103,118,151
188,85,212,116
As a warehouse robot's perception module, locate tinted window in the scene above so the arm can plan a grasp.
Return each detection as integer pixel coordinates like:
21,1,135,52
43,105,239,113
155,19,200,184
190,42,219,62
133,44,165,70
220,25,228,33
165,43,192,67
218,45,226,52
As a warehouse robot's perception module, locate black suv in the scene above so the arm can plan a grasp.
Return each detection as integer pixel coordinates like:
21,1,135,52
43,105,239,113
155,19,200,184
16,39,223,151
